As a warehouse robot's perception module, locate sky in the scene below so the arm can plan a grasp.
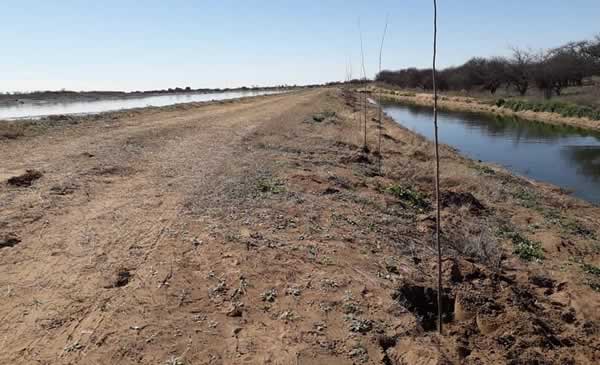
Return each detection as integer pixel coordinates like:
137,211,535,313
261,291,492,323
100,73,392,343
1,0,599,92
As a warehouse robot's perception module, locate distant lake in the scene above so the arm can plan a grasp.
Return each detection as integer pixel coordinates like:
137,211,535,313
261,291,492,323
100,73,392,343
383,101,600,204
0,90,282,120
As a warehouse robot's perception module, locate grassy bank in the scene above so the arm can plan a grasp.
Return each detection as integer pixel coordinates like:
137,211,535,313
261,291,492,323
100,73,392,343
496,98,600,121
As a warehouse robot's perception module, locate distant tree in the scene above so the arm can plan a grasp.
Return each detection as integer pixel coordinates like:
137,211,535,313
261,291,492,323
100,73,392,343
376,36,599,96
505,48,533,95
482,57,507,94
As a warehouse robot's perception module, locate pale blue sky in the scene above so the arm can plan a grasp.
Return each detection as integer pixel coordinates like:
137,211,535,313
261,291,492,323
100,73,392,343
1,0,599,92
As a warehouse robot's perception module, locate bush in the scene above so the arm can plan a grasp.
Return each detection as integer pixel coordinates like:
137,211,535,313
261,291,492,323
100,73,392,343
386,185,430,211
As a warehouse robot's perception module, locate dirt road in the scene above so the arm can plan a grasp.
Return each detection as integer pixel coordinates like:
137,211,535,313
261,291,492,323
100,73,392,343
1,89,598,364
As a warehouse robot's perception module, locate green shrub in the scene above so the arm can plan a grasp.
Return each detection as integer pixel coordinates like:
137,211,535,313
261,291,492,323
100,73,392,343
497,226,544,261
513,239,544,261
386,185,430,211
257,178,285,194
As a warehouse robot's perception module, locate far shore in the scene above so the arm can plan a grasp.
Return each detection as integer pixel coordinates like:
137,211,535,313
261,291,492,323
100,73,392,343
0,86,300,108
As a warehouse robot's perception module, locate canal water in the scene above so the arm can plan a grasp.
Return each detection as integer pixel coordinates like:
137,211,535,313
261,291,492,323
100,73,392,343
0,90,282,120
383,102,600,204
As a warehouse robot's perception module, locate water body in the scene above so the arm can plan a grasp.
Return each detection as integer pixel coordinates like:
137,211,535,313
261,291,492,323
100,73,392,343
383,101,600,204
0,90,282,120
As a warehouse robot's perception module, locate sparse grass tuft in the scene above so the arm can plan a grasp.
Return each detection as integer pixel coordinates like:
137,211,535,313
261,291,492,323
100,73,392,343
312,111,336,122
513,239,544,261
257,178,285,194
512,188,538,208
473,164,495,175
165,356,185,365
581,263,600,292
386,185,430,211
560,218,596,239
542,209,596,239
498,225,544,261
582,263,600,276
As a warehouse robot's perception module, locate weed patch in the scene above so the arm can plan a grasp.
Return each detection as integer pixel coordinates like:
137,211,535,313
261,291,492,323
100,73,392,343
311,111,336,123
581,263,600,292
498,226,544,261
512,188,538,208
559,218,596,239
582,263,600,276
386,185,430,211
257,178,285,194
473,164,495,175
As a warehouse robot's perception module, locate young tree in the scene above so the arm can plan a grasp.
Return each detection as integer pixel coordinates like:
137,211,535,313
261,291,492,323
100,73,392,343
431,0,443,335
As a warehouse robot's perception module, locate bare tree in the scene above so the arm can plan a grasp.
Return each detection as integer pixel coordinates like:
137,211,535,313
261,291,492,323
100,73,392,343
506,48,533,96
431,0,443,335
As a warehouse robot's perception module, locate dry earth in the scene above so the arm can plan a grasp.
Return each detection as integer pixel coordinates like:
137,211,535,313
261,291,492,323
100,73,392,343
1,89,599,364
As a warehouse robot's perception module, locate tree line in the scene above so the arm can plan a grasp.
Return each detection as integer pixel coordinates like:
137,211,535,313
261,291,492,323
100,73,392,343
376,36,600,98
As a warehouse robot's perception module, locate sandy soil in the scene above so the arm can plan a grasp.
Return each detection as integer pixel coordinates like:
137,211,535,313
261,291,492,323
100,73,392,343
373,87,600,132
1,89,599,364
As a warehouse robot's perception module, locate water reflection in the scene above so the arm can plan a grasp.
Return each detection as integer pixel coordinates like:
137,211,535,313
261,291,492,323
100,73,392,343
382,102,600,204
561,146,600,181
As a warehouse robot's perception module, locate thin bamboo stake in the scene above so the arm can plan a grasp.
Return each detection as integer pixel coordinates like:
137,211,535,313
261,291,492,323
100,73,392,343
432,0,443,335
377,15,389,170
359,19,368,150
